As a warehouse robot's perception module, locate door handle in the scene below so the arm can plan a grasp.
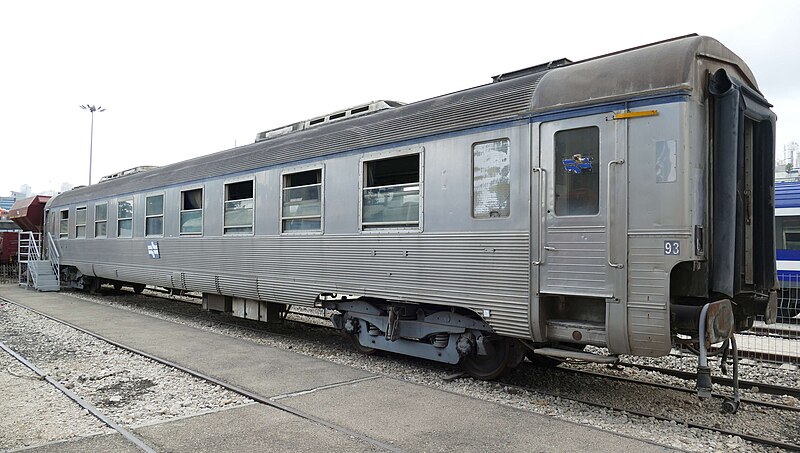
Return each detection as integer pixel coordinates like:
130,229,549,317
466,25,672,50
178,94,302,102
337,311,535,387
543,246,557,251
532,167,546,265
607,159,625,269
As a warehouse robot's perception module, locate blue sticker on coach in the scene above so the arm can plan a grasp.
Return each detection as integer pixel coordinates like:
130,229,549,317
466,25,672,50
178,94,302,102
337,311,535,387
147,241,160,259
562,154,593,174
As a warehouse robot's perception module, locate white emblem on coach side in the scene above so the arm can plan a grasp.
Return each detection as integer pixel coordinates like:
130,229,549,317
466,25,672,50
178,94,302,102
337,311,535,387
147,241,160,259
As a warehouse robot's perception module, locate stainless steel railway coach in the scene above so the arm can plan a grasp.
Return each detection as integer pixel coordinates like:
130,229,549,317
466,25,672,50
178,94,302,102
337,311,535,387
45,35,777,393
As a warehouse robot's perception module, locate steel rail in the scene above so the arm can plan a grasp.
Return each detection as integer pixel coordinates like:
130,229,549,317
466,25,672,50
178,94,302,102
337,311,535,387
742,325,800,340
552,365,800,413
0,295,404,453
0,339,157,453
499,374,800,451
615,361,800,400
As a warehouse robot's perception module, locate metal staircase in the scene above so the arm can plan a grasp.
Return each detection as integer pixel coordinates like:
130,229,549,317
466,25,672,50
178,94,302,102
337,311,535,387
18,232,60,292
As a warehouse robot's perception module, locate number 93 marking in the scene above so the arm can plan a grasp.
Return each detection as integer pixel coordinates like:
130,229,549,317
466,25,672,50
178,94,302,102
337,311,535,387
664,241,680,255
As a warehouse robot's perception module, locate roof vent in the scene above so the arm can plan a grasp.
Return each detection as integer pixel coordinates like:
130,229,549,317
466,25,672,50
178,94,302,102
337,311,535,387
255,100,405,143
491,58,573,83
99,166,159,182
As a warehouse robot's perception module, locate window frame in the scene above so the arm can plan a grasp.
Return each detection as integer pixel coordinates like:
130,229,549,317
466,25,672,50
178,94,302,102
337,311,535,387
280,165,324,235
471,138,511,220
144,192,165,238
553,126,601,217
179,186,204,236
117,198,134,238
59,209,69,239
777,216,800,249
75,206,87,239
94,202,108,238
223,177,255,236
359,146,424,233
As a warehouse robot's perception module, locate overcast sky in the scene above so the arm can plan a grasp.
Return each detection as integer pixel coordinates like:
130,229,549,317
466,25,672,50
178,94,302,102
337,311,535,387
1,1,799,196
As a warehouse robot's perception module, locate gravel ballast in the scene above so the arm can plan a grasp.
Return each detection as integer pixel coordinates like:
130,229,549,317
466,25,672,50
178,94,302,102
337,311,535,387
0,298,252,451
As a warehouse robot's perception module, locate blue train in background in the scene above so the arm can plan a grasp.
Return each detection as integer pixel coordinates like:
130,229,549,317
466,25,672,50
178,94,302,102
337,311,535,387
775,181,800,319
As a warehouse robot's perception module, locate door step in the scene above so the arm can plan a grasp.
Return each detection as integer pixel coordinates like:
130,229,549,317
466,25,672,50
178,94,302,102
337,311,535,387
545,319,606,346
532,347,618,364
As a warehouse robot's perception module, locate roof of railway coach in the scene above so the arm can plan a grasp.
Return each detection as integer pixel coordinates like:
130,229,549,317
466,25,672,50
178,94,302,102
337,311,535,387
776,182,800,209
50,35,757,207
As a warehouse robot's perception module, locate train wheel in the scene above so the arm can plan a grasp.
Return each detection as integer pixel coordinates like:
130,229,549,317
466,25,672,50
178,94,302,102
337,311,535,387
85,278,100,294
132,284,145,294
349,334,377,355
460,336,512,380
112,282,123,291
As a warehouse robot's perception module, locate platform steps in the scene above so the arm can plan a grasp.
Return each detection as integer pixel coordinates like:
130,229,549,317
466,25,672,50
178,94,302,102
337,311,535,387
27,260,60,292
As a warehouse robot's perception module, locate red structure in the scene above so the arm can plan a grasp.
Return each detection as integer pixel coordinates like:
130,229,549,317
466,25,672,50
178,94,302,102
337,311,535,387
9,195,51,232
0,232,19,265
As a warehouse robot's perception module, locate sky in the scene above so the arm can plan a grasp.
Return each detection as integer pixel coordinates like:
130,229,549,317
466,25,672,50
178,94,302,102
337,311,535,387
1,0,799,196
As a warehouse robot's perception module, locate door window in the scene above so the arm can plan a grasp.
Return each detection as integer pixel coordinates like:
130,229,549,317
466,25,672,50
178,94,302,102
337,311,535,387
554,126,600,216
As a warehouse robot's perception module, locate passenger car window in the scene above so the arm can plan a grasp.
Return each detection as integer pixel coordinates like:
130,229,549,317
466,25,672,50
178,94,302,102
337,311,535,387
59,210,69,238
75,207,87,238
180,188,203,235
224,180,254,235
94,203,107,238
282,169,322,232
117,199,133,238
362,153,420,230
777,217,800,249
146,195,164,237
472,139,510,218
554,127,600,216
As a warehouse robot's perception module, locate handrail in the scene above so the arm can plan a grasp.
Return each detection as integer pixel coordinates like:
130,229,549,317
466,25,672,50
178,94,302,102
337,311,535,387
17,232,42,288
17,232,25,286
46,232,60,286
29,233,41,261
15,232,55,289
607,159,625,269
532,167,546,266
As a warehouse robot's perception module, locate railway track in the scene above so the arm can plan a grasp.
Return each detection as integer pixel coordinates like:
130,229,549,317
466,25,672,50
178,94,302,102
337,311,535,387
0,294,403,453
554,364,800,412
745,324,800,340
499,367,800,451
0,339,158,453
614,361,800,400
104,286,800,403
44,288,800,451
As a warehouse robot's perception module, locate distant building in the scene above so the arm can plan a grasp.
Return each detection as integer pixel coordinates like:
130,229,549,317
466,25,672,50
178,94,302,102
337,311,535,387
786,142,799,168
0,196,15,211
776,172,800,183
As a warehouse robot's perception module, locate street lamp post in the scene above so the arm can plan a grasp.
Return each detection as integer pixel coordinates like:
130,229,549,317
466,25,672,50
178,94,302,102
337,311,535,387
79,104,106,185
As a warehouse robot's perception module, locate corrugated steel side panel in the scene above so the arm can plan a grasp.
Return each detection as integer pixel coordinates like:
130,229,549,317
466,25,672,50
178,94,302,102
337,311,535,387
626,236,671,356
541,225,610,297
117,267,173,289
59,232,531,337
218,275,260,301
51,74,545,207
